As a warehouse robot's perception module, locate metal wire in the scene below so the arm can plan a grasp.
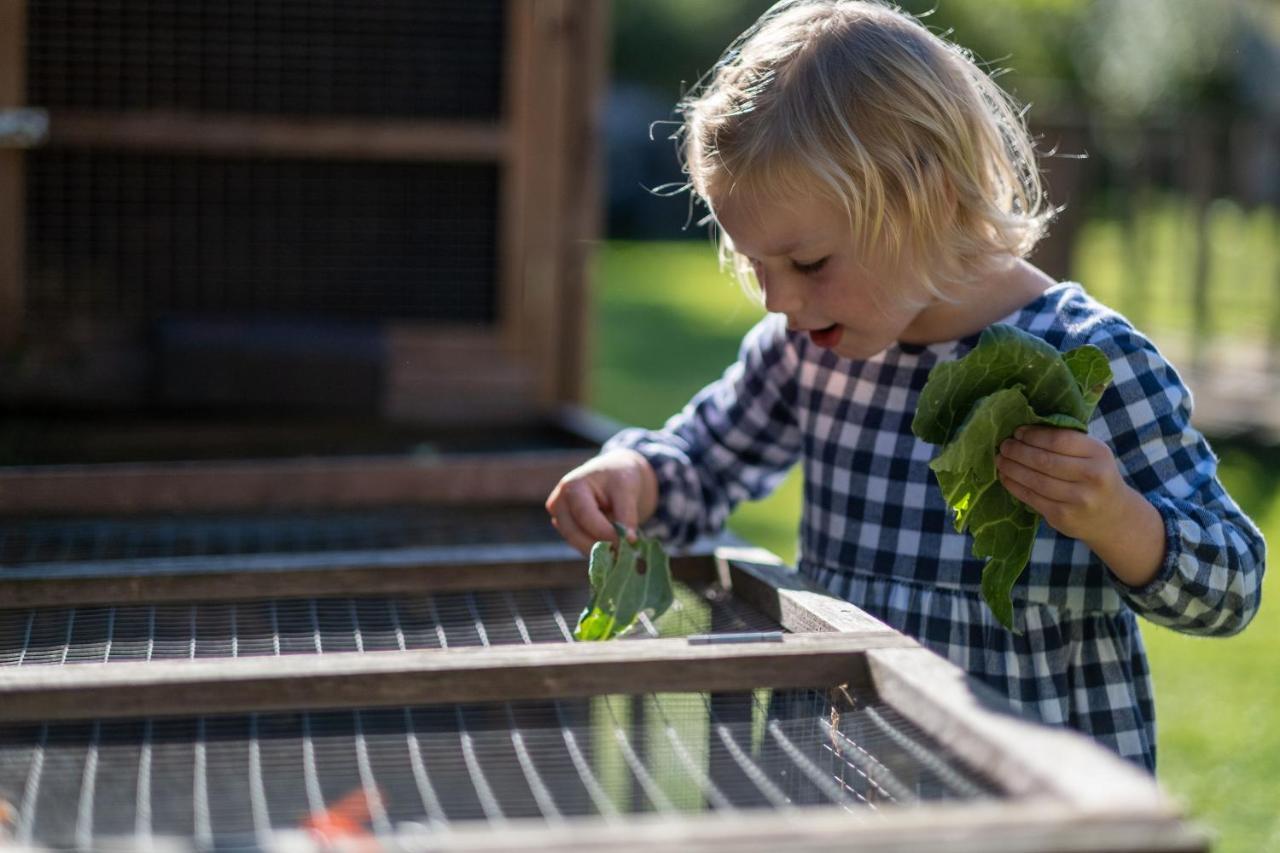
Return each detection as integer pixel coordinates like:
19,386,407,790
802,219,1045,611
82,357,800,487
28,0,506,119
0,687,999,850
0,581,783,668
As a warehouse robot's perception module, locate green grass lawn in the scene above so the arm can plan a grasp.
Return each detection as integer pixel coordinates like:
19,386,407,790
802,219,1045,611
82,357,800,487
588,236,1279,853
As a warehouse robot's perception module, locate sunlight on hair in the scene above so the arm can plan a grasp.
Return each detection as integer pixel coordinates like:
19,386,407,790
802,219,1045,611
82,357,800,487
668,0,1055,304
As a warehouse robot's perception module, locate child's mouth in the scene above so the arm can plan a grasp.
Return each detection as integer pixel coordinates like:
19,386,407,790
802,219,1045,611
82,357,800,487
810,323,843,349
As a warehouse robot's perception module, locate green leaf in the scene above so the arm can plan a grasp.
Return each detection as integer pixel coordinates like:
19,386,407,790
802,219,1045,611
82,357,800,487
912,324,1094,445
573,523,675,641
913,324,1112,633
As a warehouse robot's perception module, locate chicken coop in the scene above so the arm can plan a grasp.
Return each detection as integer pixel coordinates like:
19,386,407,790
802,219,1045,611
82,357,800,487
0,1,1207,850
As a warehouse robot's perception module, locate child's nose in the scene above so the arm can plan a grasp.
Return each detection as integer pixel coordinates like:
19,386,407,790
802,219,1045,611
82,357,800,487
760,272,803,315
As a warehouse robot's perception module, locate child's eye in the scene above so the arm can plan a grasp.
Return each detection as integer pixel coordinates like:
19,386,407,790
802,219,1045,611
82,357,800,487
792,257,828,275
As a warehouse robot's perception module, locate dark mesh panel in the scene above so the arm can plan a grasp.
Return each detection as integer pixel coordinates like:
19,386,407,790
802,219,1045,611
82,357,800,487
25,151,500,323
27,0,506,120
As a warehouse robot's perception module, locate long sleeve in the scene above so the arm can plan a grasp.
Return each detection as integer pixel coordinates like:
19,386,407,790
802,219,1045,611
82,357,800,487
1089,322,1266,635
603,313,804,546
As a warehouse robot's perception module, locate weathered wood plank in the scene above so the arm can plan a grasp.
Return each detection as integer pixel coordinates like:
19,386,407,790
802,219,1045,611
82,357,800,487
398,800,1207,853
867,646,1177,814
718,546,902,636
0,633,887,721
0,543,718,608
0,449,594,514
47,110,505,162
0,0,25,351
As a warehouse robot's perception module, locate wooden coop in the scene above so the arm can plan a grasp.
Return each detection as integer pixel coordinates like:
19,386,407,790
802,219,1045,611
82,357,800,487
0,1,1206,850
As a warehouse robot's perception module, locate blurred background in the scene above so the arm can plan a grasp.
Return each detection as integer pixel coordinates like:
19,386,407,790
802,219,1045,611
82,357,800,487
593,2,1278,851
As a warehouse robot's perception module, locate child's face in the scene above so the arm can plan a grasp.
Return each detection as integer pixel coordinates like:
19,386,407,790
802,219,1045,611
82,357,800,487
714,190,933,361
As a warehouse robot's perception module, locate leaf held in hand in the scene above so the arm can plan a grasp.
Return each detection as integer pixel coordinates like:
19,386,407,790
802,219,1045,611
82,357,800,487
573,523,675,641
911,324,1113,633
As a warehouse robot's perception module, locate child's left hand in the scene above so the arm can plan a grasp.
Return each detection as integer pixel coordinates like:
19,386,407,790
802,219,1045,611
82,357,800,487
996,424,1166,588
996,425,1127,543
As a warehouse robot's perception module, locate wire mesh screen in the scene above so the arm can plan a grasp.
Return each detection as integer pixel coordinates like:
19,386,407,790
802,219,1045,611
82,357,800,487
0,505,557,568
0,581,781,666
26,0,506,119
25,152,500,324
0,689,999,849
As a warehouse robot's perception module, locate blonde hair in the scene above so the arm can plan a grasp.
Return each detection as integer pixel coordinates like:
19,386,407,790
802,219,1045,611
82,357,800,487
677,0,1054,301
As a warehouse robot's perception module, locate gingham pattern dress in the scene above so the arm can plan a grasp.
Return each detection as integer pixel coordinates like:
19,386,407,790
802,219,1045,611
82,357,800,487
605,281,1266,772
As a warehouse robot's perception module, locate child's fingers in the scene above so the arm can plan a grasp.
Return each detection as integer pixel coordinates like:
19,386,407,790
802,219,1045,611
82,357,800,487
1013,426,1096,457
997,455,1078,503
605,484,640,543
563,485,621,544
999,437,1090,482
999,469,1068,516
548,510,595,557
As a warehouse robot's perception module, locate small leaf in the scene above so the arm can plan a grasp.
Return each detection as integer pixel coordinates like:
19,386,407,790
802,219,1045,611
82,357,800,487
573,529,675,641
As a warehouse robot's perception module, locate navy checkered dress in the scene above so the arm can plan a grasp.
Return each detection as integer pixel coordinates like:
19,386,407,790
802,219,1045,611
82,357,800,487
606,282,1266,772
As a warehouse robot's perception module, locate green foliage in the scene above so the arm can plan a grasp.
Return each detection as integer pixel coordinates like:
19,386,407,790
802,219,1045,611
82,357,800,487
574,523,675,641
912,325,1112,631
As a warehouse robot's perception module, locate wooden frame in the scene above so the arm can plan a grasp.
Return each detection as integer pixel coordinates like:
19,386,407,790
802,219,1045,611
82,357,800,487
0,405,613,515
0,0,25,350
0,541,1205,851
0,0,606,424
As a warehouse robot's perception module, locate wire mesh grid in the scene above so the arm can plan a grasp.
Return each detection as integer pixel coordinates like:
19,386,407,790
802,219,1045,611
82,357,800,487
0,581,781,667
0,505,558,567
25,152,501,324
27,0,506,119
0,687,1000,851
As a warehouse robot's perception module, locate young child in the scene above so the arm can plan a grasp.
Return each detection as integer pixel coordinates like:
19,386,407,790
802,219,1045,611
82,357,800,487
545,0,1265,772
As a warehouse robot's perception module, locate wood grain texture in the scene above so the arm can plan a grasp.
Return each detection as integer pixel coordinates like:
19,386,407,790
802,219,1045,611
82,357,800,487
0,0,25,350
0,632,886,721
0,450,594,514
718,546,903,636
48,111,505,161
867,646,1179,814
0,544,719,609
393,800,1207,853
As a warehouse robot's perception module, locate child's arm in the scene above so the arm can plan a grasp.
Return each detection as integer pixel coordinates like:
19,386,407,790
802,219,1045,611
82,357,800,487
999,323,1265,635
599,313,804,546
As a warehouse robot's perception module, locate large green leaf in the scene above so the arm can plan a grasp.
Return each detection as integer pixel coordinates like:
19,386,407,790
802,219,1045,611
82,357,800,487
573,523,675,641
912,324,1093,445
912,324,1113,632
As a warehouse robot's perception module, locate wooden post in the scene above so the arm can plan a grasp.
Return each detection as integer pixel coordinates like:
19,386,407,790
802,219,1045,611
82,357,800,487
0,0,26,350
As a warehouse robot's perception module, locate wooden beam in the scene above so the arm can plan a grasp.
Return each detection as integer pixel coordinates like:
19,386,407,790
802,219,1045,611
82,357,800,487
0,0,25,350
47,110,506,162
0,632,888,721
718,546,904,636
0,545,719,609
0,448,594,514
396,800,1207,853
866,646,1178,813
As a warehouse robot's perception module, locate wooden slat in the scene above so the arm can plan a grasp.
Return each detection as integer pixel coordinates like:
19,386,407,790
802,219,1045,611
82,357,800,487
516,0,573,407
383,325,538,425
0,449,593,514
718,546,904,636
0,545,719,609
552,0,608,406
47,110,505,162
0,0,25,350
0,633,885,721
499,0,534,362
866,646,1177,814
402,801,1207,853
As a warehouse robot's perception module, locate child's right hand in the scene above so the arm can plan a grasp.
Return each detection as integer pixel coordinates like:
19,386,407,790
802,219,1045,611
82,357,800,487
544,449,659,556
